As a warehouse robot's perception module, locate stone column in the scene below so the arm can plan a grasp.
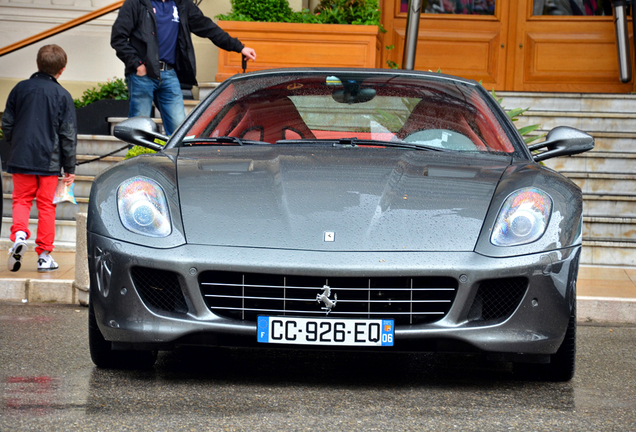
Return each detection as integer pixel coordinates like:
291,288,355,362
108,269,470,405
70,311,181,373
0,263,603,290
73,213,90,305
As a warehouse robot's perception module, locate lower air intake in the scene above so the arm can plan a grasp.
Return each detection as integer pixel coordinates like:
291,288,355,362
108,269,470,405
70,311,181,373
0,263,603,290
131,267,188,314
469,277,528,322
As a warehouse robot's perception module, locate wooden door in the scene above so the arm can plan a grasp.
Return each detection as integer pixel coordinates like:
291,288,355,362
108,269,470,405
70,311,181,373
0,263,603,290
381,0,635,93
511,0,634,92
381,0,512,91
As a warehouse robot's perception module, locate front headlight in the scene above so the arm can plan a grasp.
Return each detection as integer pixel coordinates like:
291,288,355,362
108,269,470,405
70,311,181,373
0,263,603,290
117,176,171,237
491,188,552,247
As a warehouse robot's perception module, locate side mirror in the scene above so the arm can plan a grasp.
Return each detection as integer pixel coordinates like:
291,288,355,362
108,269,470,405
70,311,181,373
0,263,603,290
528,126,594,162
113,117,168,151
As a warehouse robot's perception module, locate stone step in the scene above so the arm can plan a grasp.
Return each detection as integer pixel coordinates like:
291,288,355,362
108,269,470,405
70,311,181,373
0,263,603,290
1,217,77,249
543,151,636,174
517,111,636,134
498,92,636,114
583,194,636,218
197,82,220,101
2,174,94,200
3,194,88,220
582,240,636,267
584,217,636,241
77,134,129,156
75,155,123,177
566,172,636,196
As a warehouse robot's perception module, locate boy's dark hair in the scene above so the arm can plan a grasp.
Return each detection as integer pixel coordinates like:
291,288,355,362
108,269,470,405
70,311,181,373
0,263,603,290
37,44,67,76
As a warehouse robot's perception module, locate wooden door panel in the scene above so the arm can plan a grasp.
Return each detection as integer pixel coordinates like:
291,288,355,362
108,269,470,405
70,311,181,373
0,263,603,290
381,1,510,90
525,31,622,80
391,26,503,85
381,0,635,92
513,0,634,92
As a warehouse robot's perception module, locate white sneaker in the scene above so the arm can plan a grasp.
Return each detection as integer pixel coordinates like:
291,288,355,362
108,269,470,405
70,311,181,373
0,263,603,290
8,237,27,272
37,252,59,272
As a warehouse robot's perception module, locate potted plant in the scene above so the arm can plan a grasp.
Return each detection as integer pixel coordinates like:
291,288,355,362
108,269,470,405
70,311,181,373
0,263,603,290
215,0,383,81
74,78,129,135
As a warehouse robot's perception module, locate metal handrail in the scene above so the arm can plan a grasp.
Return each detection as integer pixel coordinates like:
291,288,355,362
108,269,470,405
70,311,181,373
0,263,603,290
0,1,124,58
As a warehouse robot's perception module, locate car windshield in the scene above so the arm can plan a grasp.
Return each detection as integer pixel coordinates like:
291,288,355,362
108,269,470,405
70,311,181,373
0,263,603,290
182,72,515,153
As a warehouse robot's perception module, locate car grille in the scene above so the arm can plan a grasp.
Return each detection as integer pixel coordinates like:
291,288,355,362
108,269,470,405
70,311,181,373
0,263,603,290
199,271,457,325
468,277,528,322
131,267,188,314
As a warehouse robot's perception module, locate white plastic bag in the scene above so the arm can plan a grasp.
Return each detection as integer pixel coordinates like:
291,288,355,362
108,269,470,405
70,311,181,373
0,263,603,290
52,180,77,205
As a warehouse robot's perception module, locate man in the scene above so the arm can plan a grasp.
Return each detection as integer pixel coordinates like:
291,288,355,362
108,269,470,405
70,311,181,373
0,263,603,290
111,0,257,136
2,44,76,272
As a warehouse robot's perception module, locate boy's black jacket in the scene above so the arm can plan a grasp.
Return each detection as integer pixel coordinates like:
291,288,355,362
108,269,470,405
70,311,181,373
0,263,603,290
2,72,76,175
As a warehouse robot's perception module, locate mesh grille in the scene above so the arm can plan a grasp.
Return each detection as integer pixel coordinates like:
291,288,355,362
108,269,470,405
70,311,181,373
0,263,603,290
469,277,528,322
199,271,457,325
131,267,188,314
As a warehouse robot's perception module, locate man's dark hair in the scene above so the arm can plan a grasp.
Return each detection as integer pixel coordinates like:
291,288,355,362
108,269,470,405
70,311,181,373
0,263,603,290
37,44,67,76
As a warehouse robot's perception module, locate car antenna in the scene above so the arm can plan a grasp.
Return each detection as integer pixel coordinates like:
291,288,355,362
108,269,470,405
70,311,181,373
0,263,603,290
242,56,247,74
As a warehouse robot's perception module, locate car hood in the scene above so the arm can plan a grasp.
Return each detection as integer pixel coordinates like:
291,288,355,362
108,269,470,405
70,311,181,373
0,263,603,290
176,147,510,252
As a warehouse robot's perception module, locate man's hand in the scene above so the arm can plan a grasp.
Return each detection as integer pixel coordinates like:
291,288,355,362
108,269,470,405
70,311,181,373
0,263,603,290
136,64,147,76
241,47,257,61
63,173,75,186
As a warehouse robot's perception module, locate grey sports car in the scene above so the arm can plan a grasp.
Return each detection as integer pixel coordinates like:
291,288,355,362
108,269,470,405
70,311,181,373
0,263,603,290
88,68,594,381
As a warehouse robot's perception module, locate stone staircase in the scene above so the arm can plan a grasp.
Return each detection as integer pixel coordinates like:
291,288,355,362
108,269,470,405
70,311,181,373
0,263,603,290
1,92,635,266
0,99,199,252
501,92,636,266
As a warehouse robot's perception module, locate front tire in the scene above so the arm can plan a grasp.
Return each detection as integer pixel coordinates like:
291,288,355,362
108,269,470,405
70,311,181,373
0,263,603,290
88,301,157,369
514,302,576,382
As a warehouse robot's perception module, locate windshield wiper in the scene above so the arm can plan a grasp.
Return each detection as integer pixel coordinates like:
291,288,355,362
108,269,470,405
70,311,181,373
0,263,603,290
181,137,271,146
277,137,449,152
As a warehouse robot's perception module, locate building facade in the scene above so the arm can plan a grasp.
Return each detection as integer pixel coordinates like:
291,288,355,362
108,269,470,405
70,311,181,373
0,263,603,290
0,0,633,111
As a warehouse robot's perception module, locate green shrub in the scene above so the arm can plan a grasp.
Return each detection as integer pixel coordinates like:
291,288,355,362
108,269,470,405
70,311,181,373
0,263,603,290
313,0,380,25
217,0,381,26
124,145,156,159
74,77,128,109
217,0,294,22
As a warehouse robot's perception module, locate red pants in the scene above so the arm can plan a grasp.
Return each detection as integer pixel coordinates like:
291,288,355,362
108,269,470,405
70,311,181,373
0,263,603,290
11,173,59,255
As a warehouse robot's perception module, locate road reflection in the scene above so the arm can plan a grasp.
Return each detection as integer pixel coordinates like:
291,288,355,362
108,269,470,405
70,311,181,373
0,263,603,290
81,348,575,415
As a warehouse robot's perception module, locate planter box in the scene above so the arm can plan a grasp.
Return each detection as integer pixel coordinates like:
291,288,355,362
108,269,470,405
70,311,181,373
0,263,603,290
76,99,129,136
216,21,382,82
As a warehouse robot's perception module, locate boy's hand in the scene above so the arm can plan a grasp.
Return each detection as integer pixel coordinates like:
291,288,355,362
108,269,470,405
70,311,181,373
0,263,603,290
63,173,75,186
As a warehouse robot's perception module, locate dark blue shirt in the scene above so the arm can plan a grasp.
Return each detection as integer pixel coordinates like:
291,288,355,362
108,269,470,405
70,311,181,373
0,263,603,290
151,0,179,65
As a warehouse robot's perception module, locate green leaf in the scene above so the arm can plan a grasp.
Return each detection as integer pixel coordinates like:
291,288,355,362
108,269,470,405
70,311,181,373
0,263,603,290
518,124,541,136
506,107,526,118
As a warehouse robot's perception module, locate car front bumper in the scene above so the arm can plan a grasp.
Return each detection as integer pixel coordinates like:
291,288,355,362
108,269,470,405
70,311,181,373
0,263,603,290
88,232,579,357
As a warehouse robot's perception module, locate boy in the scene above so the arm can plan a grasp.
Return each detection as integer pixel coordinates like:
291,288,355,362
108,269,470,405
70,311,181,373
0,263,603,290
1,44,76,272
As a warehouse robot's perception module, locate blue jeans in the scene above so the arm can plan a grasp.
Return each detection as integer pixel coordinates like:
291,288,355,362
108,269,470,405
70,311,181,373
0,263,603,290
127,69,185,136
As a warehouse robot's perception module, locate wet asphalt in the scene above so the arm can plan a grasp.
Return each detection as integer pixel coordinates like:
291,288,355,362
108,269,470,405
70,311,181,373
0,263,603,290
0,302,635,431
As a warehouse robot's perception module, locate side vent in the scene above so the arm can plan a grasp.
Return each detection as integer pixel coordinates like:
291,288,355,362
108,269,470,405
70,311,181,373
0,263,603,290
468,277,528,322
131,267,188,314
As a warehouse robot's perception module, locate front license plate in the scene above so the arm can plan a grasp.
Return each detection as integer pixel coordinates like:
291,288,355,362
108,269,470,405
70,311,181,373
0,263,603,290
257,316,394,347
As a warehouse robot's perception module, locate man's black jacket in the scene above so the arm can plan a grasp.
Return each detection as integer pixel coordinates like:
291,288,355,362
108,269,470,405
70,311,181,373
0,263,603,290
1,72,76,175
111,0,244,85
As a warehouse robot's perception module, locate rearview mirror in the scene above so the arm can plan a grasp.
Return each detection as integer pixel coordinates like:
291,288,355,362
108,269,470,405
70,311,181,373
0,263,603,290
113,117,168,151
529,126,594,162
